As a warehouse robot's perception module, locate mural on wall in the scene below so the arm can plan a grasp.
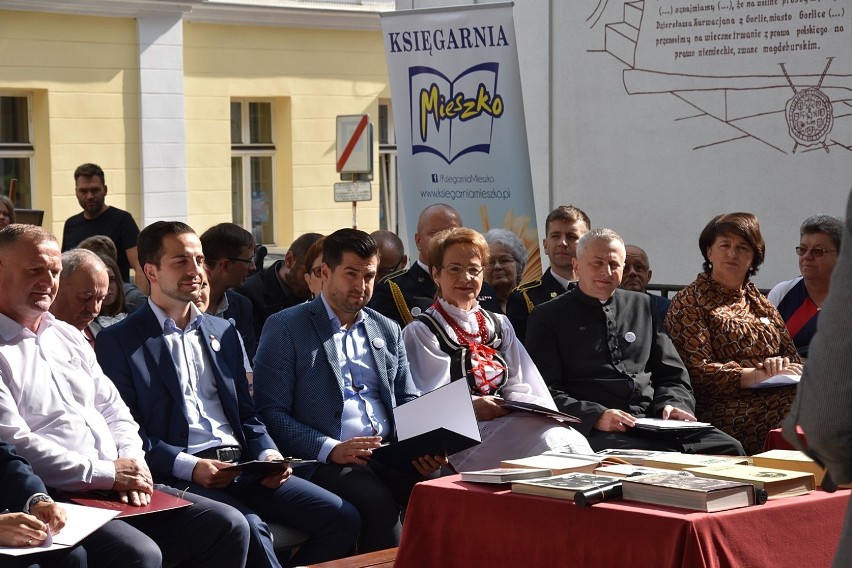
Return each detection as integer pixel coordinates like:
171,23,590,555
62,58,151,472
589,0,850,154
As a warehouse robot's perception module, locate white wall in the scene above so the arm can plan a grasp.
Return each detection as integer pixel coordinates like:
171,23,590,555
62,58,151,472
395,0,852,288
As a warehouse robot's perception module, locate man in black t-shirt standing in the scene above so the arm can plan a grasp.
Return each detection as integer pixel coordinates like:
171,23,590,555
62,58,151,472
62,163,144,291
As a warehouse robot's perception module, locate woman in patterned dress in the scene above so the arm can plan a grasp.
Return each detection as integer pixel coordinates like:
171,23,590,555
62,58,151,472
665,212,802,454
402,227,591,471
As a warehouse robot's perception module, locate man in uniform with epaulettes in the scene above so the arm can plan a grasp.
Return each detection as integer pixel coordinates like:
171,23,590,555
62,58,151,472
506,205,591,343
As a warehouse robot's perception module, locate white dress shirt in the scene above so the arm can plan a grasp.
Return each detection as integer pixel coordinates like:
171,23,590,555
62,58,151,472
0,311,146,491
317,294,391,463
147,300,248,481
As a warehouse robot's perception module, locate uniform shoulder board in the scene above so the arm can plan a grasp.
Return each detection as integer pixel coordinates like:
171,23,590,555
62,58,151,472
378,266,408,284
514,279,543,292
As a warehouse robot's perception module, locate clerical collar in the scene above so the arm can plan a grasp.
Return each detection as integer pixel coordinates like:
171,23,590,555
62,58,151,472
573,285,617,307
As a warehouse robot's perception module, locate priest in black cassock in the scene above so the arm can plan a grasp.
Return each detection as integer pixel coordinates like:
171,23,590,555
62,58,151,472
526,228,744,455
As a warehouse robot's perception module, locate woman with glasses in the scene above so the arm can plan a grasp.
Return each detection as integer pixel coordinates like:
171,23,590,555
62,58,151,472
768,215,843,357
402,227,591,471
483,228,526,314
303,236,326,300
665,212,802,454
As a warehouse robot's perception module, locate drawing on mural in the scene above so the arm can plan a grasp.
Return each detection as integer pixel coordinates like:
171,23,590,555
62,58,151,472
587,0,851,154
780,57,834,153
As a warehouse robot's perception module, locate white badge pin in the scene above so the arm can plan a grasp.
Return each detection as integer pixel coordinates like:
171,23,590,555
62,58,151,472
411,307,422,317
759,317,771,325
372,338,385,349
210,336,221,352
624,332,636,343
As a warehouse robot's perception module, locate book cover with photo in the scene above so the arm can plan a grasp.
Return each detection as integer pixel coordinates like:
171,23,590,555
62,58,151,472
594,463,695,479
643,453,749,471
752,449,827,487
686,463,815,499
511,472,621,501
622,473,757,512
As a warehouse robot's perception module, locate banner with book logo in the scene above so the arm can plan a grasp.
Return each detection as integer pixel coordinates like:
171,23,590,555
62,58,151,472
381,2,541,280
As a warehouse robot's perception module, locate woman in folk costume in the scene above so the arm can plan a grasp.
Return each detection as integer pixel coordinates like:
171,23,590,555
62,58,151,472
402,227,592,471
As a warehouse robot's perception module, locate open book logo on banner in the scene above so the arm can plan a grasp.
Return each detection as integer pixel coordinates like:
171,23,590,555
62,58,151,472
409,62,505,164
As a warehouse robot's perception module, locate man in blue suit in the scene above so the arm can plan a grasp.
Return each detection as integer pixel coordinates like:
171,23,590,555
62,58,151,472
254,228,445,553
95,221,360,568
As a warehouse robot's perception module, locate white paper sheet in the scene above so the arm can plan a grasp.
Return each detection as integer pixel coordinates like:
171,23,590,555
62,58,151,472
0,503,119,556
394,378,480,442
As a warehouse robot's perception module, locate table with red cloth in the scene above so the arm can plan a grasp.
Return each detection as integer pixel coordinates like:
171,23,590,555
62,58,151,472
762,426,807,452
395,475,850,568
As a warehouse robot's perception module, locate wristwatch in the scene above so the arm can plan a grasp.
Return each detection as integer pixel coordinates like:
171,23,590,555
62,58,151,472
24,493,54,514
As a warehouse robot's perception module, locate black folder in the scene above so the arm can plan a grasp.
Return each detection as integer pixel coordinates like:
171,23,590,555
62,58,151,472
371,428,480,474
370,379,481,474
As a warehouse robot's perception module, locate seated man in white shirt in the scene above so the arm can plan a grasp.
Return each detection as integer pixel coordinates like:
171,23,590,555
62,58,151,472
0,224,251,568
49,249,108,345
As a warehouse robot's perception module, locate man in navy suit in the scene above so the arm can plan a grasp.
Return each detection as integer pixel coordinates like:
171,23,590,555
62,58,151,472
95,221,360,568
0,440,87,568
254,228,445,552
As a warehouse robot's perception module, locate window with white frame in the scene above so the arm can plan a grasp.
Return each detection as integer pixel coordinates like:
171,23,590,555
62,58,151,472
231,100,275,244
378,101,398,233
0,95,34,209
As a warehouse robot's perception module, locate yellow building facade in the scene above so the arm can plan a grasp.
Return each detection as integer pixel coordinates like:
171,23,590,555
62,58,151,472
0,1,391,247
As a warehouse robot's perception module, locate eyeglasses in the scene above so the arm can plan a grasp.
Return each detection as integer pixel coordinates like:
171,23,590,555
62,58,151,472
309,266,323,278
228,257,255,266
795,246,837,258
488,256,517,268
441,264,484,278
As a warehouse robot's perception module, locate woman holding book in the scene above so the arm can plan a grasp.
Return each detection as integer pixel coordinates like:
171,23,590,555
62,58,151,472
402,227,592,471
665,212,802,454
